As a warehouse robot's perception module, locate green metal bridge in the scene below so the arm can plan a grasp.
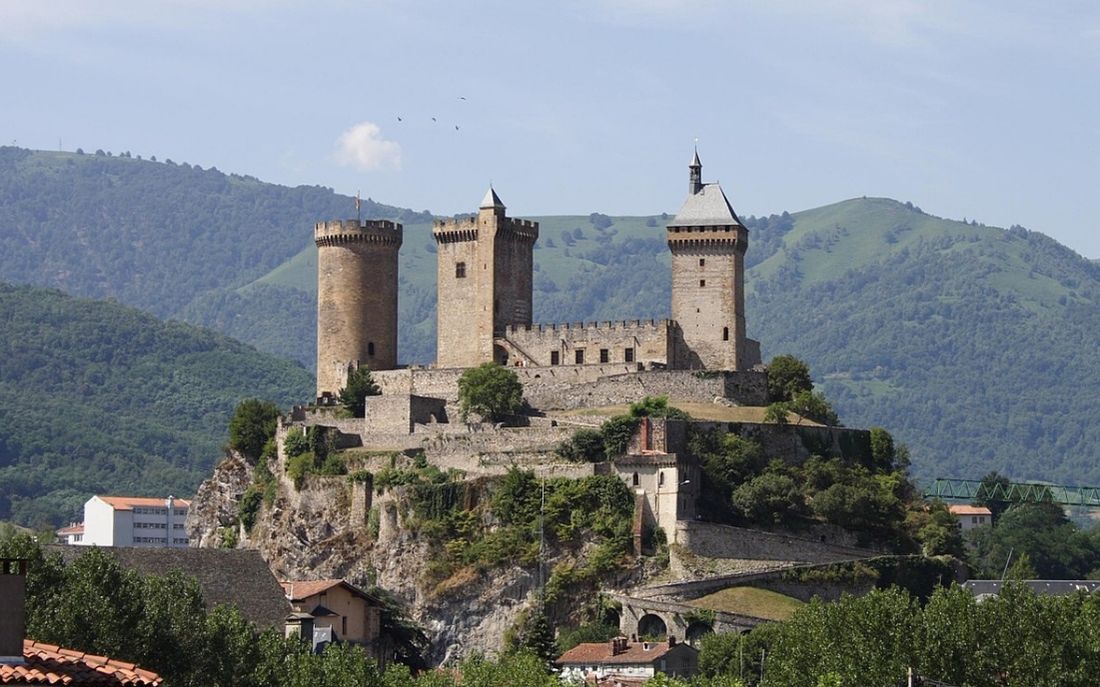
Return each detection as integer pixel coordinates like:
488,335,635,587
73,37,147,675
923,478,1100,507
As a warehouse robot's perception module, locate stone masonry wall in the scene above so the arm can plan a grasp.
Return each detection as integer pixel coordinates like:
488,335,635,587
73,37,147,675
673,520,872,566
501,320,671,367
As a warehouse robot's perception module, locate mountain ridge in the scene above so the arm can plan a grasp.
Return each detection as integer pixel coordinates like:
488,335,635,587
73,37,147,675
3,147,1099,487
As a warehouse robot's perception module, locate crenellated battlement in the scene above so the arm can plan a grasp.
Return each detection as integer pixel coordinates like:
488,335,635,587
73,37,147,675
315,219,403,248
504,319,668,335
497,217,539,242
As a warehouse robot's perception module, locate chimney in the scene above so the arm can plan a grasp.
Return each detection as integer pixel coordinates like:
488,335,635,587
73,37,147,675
0,559,27,664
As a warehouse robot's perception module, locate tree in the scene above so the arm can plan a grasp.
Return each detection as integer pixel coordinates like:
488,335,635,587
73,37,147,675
228,399,280,460
731,467,804,525
766,354,813,402
337,365,380,418
973,471,1012,523
508,603,557,667
913,501,965,557
457,363,523,422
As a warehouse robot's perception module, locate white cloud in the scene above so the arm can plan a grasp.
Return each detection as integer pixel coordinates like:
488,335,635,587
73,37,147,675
334,122,401,172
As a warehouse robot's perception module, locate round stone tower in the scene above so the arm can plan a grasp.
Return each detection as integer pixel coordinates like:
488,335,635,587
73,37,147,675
314,219,403,399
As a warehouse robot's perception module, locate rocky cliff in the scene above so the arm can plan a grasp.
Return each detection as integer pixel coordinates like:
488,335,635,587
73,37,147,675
187,446,641,665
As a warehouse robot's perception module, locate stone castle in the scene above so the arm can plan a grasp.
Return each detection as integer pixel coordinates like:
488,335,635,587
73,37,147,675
313,150,762,399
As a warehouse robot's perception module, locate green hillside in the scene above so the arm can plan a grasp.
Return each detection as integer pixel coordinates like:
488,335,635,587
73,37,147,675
0,283,313,527
3,147,1100,486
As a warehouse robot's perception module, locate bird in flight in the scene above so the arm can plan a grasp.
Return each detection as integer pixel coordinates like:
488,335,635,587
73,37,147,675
397,116,403,122
455,125,460,131
431,117,437,122
458,96,467,101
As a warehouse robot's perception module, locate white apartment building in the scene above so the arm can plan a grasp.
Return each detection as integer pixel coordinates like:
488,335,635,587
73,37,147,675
58,495,191,548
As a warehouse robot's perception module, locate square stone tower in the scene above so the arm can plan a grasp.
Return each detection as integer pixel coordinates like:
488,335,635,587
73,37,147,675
433,187,539,368
666,150,760,370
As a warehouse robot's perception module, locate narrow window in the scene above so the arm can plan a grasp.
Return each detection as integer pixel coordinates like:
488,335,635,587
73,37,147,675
550,351,560,366
699,258,705,267
632,473,639,486
599,348,609,363
700,279,706,287
575,349,585,365
624,347,635,363
722,327,729,341
368,342,376,355
659,471,665,486
455,262,466,278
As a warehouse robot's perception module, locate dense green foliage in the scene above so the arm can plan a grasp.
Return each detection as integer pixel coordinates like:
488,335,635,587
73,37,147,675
689,584,1100,687
456,363,523,422
765,354,813,402
227,399,280,460
690,428,930,549
338,366,380,417
0,283,311,527
967,501,1100,579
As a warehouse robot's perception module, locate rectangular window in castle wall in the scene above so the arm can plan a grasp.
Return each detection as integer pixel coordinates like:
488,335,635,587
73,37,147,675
624,347,635,363
700,279,706,287
599,348,609,363
575,349,585,365
455,262,466,278
699,258,705,267
368,342,375,356
550,351,560,366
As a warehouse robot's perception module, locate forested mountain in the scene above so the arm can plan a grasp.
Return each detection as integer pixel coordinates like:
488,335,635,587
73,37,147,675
3,146,1100,487
0,283,312,527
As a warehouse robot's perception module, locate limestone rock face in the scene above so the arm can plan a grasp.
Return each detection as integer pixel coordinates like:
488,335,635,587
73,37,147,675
189,455,551,665
187,450,253,548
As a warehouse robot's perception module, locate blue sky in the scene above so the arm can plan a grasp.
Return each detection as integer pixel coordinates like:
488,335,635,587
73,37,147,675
3,0,1098,256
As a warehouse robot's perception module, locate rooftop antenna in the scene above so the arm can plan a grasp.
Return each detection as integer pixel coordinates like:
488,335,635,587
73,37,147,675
1000,547,1015,580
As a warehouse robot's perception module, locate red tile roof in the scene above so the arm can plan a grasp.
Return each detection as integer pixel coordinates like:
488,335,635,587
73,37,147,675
280,579,345,600
97,497,191,511
558,640,674,665
949,505,992,517
0,640,162,685
56,523,85,536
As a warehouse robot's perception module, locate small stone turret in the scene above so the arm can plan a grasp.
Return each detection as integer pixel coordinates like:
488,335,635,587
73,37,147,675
315,219,403,398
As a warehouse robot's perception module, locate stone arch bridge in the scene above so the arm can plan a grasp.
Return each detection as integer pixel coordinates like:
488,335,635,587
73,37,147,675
608,593,763,644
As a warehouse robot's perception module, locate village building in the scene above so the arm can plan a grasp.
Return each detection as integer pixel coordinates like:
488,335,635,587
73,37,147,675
556,636,698,682
57,495,190,548
281,579,385,663
948,504,992,532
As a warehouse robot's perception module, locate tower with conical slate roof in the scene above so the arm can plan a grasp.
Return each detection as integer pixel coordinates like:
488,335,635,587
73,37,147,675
666,150,760,370
433,187,539,368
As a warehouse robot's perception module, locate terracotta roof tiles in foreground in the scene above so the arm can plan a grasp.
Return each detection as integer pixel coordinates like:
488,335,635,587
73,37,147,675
1,640,162,686
558,640,674,665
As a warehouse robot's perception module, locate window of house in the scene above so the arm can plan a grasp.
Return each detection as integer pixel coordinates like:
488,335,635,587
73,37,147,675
368,342,375,356
575,349,585,364
624,347,635,363
972,516,978,524
632,473,639,486
455,262,466,278
342,617,348,636
599,348,609,363
550,351,560,366
722,327,729,341
700,279,706,287
699,258,705,267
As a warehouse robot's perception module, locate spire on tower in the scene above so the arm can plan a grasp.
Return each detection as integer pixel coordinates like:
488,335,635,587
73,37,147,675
689,147,703,195
480,185,505,210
